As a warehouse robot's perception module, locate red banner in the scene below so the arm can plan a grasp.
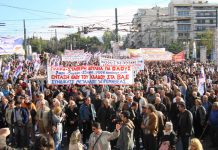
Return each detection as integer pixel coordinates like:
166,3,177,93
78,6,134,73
172,51,185,62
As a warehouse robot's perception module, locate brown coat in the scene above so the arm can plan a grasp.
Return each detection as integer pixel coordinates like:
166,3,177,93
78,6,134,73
143,112,158,136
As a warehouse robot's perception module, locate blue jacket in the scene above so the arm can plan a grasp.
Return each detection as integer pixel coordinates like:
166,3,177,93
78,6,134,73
209,109,218,127
80,103,96,121
13,107,29,125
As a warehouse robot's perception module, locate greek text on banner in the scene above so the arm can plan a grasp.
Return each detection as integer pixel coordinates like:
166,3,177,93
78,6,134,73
47,65,134,85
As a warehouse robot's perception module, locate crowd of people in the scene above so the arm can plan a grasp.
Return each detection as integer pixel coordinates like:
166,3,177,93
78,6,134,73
0,53,218,150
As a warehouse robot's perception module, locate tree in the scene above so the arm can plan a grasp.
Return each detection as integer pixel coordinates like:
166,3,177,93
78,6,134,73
102,30,116,52
167,41,183,54
199,29,214,55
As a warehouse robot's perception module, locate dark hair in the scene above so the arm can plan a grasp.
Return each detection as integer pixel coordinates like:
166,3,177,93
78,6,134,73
33,134,54,150
131,102,138,107
178,101,186,108
121,110,130,119
92,122,101,129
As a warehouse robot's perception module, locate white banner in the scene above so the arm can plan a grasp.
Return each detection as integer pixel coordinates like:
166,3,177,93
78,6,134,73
62,55,87,62
99,57,144,71
143,52,172,61
64,49,84,55
47,65,134,85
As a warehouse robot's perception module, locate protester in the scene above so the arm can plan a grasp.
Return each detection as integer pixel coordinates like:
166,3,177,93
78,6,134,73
80,97,96,144
116,111,135,150
141,104,158,150
33,134,55,150
69,129,83,150
208,102,218,148
159,121,177,150
177,101,194,150
88,122,121,150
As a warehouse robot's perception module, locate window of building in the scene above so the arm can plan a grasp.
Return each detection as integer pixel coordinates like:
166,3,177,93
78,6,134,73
178,11,190,16
178,33,183,37
210,19,214,24
178,25,191,31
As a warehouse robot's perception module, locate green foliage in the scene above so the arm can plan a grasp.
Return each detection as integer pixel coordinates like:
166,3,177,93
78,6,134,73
102,30,116,52
167,41,183,54
199,29,214,54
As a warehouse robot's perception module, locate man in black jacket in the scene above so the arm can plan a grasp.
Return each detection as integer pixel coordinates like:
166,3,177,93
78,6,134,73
177,102,193,150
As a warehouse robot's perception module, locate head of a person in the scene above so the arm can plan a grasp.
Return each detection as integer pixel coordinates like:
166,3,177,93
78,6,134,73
20,95,26,103
147,104,156,114
40,100,46,109
192,91,198,97
155,93,160,98
95,94,101,100
52,98,60,107
202,95,208,103
195,99,202,106
1,97,8,105
39,93,45,101
135,90,141,98
105,91,112,99
164,121,173,132
150,88,155,94
70,129,82,145
53,106,62,116
189,138,203,150
155,97,161,104
127,95,133,103
120,111,130,122
68,99,76,108
103,98,109,106
84,97,91,105
92,122,101,135
210,90,215,96
15,100,22,108
131,101,138,110
34,134,55,150
178,101,186,112
57,92,64,100
212,102,218,111
142,105,148,113
8,100,15,108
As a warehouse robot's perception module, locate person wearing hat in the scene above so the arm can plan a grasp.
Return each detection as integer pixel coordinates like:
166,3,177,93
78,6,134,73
116,110,135,150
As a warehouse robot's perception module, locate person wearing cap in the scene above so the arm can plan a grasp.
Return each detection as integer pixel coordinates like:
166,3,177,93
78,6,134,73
177,101,193,150
116,110,135,150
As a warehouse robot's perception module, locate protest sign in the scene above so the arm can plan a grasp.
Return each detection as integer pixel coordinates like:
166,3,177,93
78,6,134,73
62,55,87,62
99,57,144,71
47,65,134,85
64,49,84,55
